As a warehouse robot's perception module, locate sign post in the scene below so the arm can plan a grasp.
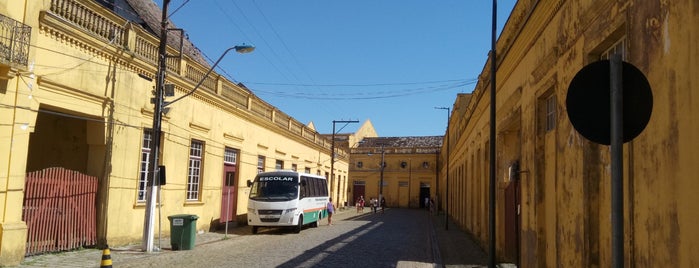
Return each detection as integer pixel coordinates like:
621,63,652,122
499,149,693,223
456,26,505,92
566,56,653,268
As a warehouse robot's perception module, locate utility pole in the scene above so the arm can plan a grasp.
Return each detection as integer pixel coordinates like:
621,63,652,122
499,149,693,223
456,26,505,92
435,107,450,230
379,143,385,205
142,0,170,253
330,120,358,206
489,1,498,267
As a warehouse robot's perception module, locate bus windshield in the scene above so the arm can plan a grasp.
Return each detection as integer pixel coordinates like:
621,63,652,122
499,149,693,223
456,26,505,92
249,175,299,201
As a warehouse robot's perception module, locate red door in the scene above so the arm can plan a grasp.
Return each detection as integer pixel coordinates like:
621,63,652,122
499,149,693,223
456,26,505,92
504,178,521,264
220,164,238,223
352,184,365,206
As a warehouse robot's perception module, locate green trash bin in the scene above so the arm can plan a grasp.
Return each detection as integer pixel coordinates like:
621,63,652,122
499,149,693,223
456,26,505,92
167,214,199,250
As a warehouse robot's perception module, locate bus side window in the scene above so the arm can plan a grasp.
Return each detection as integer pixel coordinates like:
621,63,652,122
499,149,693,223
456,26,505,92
308,178,317,197
320,179,328,196
300,179,307,198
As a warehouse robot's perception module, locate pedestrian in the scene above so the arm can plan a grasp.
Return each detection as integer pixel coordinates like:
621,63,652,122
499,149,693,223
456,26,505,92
356,196,363,213
424,197,430,211
371,197,377,213
380,197,386,213
359,196,365,213
327,197,335,225
429,198,435,214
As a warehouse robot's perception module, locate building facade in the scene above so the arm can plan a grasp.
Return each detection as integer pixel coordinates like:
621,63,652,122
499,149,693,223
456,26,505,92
350,137,441,209
0,0,347,265
438,0,699,267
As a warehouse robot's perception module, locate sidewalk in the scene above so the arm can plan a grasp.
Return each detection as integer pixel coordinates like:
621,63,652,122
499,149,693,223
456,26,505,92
19,208,492,267
429,211,489,268
19,208,360,267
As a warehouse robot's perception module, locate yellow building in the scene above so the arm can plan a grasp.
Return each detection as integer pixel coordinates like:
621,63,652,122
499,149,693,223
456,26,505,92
350,136,441,209
439,0,699,267
0,0,347,265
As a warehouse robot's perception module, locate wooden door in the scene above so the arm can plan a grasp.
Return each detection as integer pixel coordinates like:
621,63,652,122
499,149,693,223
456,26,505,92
220,164,237,223
352,184,365,206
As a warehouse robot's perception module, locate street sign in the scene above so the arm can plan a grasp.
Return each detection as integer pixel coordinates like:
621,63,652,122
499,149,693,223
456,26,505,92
566,60,653,145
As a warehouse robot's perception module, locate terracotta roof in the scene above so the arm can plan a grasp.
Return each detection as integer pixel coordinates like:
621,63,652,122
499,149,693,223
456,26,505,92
101,0,211,68
358,136,443,148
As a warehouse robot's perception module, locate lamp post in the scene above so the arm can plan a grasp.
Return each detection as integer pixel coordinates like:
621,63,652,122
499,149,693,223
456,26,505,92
489,1,498,267
142,0,254,253
435,106,450,230
379,143,385,207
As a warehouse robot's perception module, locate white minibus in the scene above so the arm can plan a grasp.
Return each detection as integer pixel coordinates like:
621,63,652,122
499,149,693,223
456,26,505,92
246,171,329,234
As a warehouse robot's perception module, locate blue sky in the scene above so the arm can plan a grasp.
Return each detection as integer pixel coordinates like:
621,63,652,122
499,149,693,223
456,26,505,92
155,0,517,137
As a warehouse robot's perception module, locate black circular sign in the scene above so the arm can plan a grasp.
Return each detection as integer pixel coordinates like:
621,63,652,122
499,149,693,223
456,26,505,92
566,60,653,145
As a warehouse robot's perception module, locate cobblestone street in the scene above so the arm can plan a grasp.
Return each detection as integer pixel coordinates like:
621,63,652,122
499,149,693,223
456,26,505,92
19,208,489,268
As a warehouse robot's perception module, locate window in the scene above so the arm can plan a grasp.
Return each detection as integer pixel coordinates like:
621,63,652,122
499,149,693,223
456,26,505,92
187,140,204,201
257,155,265,173
137,130,153,202
422,161,430,168
291,164,297,171
304,167,311,173
275,159,284,170
600,38,626,60
400,161,407,168
545,95,557,132
356,161,363,168
224,147,237,164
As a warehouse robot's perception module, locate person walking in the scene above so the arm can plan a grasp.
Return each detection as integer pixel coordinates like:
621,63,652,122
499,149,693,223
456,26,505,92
371,197,377,213
380,197,386,213
356,196,365,213
327,197,335,225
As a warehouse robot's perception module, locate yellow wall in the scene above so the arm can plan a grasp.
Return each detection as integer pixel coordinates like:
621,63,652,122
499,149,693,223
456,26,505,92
350,146,439,209
439,0,699,267
0,0,43,264
0,0,348,264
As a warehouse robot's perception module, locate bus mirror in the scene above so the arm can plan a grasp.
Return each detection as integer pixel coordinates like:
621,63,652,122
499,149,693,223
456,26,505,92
247,180,253,187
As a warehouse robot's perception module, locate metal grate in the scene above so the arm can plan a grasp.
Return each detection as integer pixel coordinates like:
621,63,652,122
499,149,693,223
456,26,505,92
0,14,31,67
22,168,97,256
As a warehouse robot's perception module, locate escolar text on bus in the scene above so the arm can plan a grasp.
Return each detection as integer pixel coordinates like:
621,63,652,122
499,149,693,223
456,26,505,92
259,176,294,181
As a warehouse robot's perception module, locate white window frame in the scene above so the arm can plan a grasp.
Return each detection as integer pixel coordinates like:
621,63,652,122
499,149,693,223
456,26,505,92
187,140,204,201
137,130,152,202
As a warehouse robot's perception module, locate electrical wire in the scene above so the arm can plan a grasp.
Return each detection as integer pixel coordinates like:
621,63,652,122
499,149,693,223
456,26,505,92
251,0,317,85
243,78,474,87
38,21,129,77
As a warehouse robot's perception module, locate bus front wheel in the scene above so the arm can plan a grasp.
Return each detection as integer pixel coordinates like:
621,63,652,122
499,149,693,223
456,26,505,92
252,226,259,234
294,216,303,233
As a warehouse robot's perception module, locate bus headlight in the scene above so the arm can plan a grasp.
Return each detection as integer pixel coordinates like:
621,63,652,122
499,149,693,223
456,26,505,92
284,208,297,214
248,208,256,215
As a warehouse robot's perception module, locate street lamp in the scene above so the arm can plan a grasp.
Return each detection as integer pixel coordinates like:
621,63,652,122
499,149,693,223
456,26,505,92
358,140,385,208
435,106,450,230
378,143,386,208
489,1,498,267
380,144,385,197
143,0,254,253
164,44,255,107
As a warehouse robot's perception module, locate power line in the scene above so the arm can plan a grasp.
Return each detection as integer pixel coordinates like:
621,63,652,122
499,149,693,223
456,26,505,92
251,0,317,85
243,78,475,87
253,80,474,100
